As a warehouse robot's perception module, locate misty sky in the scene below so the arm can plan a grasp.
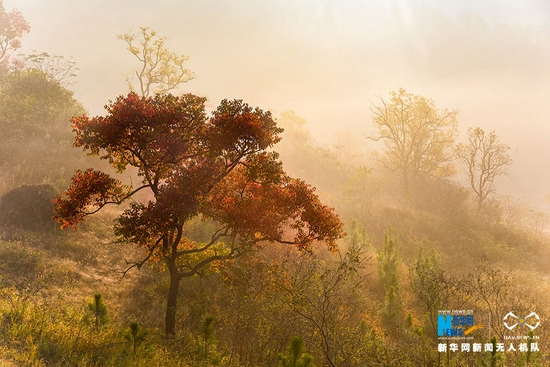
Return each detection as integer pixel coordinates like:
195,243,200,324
5,0,550,208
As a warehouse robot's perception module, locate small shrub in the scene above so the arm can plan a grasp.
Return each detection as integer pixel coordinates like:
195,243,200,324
87,293,108,328
278,336,316,367
0,184,58,233
125,322,148,360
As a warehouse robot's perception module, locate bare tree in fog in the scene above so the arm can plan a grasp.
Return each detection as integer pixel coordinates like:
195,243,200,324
118,27,194,97
455,127,512,211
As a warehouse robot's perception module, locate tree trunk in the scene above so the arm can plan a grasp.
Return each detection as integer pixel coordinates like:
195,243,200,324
165,264,181,336
402,167,409,194
477,191,485,212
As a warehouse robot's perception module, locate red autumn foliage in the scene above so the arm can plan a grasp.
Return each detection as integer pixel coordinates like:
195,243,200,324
54,92,344,335
54,169,128,229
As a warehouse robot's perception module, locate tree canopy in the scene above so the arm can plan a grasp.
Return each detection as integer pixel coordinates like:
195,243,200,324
0,0,30,73
0,67,86,191
54,92,344,335
370,88,458,192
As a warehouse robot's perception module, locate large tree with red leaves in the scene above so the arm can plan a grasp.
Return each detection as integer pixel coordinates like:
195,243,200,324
54,92,344,335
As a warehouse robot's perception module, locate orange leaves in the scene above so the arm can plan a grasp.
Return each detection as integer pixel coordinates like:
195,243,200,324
286,179,344,252
205,165,344,251
207,99,283,156
54,169,128,229
72,92,208,176
242,152,284,184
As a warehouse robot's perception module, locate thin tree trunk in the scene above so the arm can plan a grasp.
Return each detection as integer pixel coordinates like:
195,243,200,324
477,194,483,212
402,168,409,194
